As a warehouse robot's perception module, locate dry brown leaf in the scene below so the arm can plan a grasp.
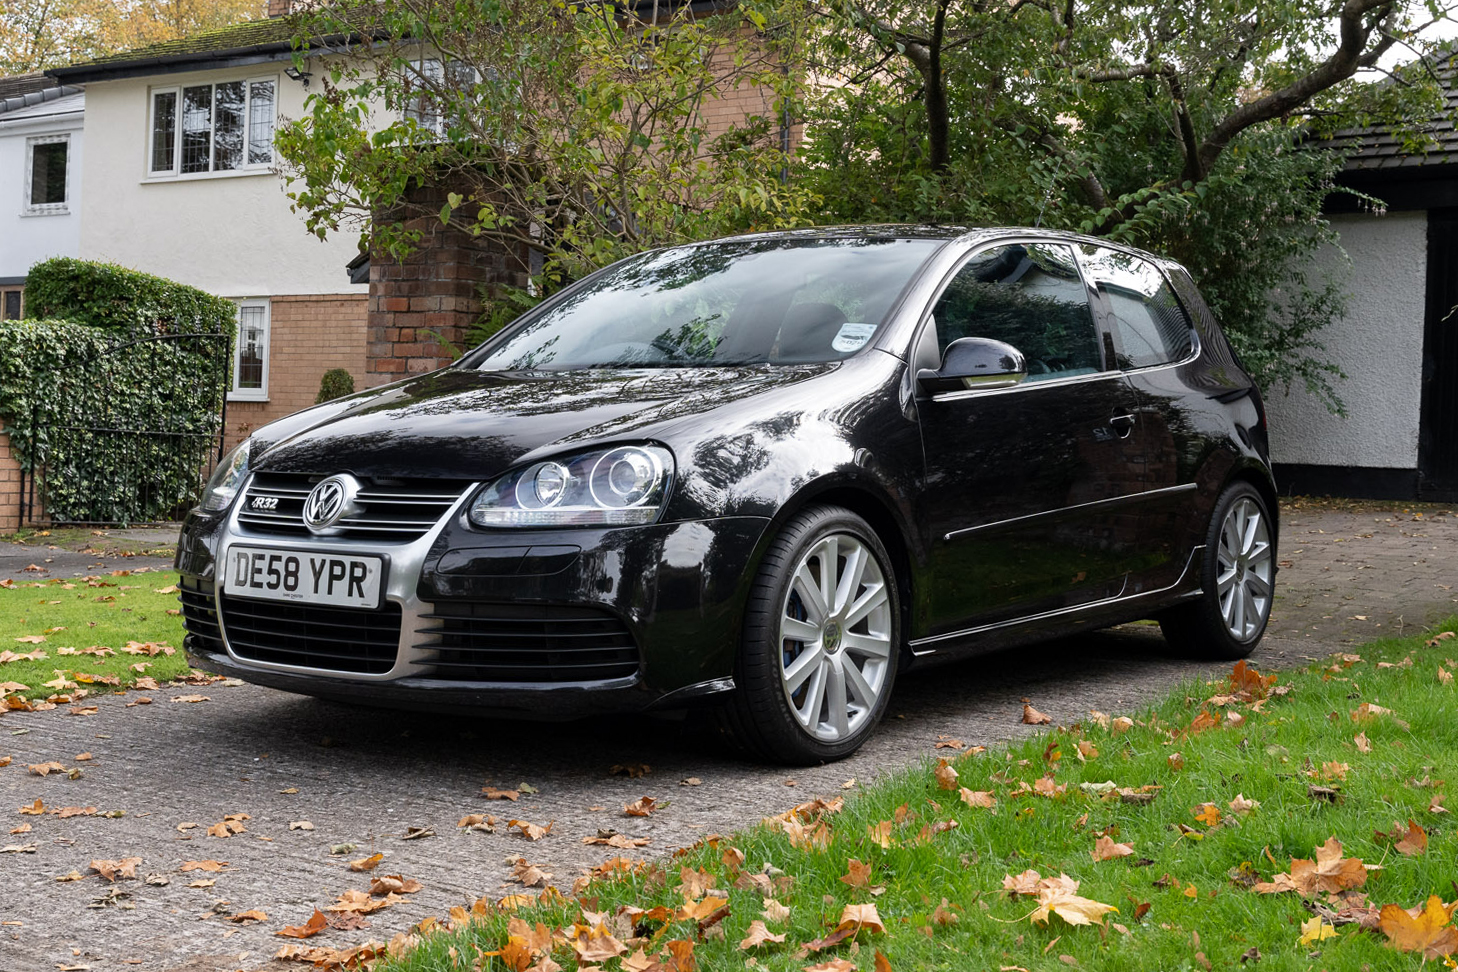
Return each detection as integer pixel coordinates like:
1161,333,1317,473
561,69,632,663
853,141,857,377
803,961,857,972
739,919,787,950
610,762,652,778
90,857,142,882
933,759,958,791
275,910,328,939
840,859,873,889
325,889,396,914
624,797,657,817
1252,837,1368,895
369,874,423,896
1228,794,1261,815
569,922,629,963
1022,703,1052,725
1355,731,1372,753
27,761,65,776
1393,820,1429,856
1193,803,1222,827
763,898,791,923
959,788,996,809
179,860,228,872
508,819,553,840
1091,836,1134,861
1379,896,1458,957
348,853,384,872
229,909,268,923
482,787,521,801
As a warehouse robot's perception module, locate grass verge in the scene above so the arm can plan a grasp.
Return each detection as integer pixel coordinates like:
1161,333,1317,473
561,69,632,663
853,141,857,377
344,618,1458,972
0,569,189,700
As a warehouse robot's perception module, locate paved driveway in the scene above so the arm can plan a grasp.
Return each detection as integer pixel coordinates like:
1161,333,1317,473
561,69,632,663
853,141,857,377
0,502,1454,971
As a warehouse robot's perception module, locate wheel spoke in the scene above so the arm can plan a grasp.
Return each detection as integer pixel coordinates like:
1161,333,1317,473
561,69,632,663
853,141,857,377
793,663,826,730
781,617,820,644
1215,564,1240,593
791,563,828,623
833,542,867,616
842,631,891,659
1239,508,1262,557
844,581,888,627
843,656,878,708
783,644,823,693
813,536,840,615
1244,573,1273,598
826,661,849,738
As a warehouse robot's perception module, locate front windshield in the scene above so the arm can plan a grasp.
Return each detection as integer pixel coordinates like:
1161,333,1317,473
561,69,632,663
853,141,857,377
474,237,943,371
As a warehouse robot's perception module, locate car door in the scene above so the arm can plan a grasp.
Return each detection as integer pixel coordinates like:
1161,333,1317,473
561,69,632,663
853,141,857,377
913,241,1150,637
1078,245,1203,593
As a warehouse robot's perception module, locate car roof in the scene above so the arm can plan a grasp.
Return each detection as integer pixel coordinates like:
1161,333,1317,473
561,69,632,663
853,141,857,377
703,225,1179,268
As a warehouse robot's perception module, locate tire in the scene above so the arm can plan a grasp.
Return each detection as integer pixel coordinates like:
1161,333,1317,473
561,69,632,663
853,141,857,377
1159,480,1276,660
722,505,900,765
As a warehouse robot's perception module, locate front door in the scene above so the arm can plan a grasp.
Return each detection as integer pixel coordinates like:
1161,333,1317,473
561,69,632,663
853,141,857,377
915,242,1150,636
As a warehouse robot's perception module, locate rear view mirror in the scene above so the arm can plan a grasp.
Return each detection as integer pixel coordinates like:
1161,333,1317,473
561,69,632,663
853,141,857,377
916,337,1027,394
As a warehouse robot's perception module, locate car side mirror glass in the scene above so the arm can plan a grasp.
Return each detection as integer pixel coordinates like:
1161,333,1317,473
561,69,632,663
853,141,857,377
916,337,1027,394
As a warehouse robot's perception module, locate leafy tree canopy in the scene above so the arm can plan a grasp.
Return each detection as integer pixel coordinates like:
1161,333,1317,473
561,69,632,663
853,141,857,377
277,0,819,285
798,0,1456,408
0,0,265,75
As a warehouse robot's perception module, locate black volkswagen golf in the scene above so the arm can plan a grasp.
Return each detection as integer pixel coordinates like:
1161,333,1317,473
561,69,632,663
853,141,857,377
179,226,1276,764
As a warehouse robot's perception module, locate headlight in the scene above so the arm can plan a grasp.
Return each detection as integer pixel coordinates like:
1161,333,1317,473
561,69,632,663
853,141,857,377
469,444,674,528
200,440,252,512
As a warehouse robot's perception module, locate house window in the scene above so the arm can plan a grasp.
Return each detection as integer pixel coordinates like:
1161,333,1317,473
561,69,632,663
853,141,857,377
149,78,276,177
404,59,477,136
24,135,69,214
231,299,270,400
1,289,22,320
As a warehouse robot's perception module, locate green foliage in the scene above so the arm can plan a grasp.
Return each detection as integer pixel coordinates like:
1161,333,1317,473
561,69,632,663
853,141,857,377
24,257,239,336
797,0,1451,412
277,0,820,288
315,367,356,404
0,261,234,525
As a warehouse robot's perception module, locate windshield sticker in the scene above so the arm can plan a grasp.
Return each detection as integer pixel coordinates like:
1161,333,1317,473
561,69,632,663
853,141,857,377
831,323,877,352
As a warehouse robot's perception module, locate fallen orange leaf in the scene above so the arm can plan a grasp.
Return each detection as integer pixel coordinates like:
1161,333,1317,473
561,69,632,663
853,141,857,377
1379,896,1458,957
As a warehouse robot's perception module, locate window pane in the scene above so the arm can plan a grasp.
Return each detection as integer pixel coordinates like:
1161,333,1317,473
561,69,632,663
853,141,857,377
932,243,1102,381
151,90,177,172
213,81,245,171
181,85,213,174
30,141,67,205
2,291,20,321
236,305,266,389
248,81,275,164
1080,247,1194,369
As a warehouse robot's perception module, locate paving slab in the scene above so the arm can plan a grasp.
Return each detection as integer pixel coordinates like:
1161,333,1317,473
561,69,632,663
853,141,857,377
0,501,1453,971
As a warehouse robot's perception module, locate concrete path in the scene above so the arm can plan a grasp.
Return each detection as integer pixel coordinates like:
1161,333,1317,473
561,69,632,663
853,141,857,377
0,501,1453,972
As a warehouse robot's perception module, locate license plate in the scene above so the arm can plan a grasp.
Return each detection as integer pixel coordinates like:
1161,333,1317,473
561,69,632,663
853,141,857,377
222,546,385,610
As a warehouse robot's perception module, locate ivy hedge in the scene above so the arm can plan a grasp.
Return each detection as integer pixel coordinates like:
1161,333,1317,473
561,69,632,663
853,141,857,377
0,259,236,525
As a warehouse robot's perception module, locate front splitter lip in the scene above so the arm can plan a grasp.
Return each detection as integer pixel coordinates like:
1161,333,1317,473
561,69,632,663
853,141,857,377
186,645,732,719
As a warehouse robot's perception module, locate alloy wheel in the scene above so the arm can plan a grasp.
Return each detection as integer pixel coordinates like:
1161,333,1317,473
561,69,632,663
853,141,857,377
1215,497,1273,641
777,533,893,742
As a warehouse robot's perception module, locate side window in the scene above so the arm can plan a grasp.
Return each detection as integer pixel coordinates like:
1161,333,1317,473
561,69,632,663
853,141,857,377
930,243,1101,382
1079,246,1194,369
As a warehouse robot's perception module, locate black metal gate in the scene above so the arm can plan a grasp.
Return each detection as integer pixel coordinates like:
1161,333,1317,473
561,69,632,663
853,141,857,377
18,332,232,527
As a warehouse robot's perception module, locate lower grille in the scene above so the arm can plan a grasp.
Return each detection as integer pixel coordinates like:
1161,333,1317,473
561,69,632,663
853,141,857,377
179,577,224,656
417,602,639,682
221,594,401,675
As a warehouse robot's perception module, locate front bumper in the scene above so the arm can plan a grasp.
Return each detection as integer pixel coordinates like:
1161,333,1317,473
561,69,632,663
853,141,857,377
177,497,770,717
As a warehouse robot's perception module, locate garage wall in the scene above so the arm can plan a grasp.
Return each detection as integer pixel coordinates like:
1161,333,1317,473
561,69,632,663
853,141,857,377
1266,210,1427,470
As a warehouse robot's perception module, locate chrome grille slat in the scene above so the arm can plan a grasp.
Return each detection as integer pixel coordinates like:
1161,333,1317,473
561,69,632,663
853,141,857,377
236,472,471,541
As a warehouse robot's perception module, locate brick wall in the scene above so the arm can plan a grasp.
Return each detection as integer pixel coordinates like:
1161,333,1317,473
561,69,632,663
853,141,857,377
364,186,530,387
225,293,368,450
0,419,21,533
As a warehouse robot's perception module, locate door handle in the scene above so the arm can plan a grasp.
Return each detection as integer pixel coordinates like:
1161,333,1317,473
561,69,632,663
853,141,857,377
1109,411,1136,438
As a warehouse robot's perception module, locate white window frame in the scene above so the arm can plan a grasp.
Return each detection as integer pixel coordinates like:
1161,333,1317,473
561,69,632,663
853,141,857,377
23,134,70,215
230,298,271,402
147,76,278,179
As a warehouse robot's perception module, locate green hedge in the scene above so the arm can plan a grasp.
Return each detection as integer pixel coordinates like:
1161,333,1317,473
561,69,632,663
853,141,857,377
0,261,235,525
23,257,239,336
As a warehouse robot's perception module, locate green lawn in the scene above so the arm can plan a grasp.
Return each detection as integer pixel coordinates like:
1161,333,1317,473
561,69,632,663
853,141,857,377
367,619,1458,971
0,569,190,700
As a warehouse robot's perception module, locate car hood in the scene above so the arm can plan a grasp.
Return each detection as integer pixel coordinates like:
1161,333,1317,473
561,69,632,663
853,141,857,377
250,365,837,480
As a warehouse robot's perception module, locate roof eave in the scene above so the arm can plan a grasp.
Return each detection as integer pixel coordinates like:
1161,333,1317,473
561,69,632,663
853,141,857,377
45,31,368,84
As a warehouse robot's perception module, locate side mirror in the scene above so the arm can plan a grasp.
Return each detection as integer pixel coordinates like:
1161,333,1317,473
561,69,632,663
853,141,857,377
916,337,1027,394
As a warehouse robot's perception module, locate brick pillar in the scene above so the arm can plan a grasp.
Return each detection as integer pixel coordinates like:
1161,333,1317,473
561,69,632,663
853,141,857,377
0,420,20,533
365,184,530,387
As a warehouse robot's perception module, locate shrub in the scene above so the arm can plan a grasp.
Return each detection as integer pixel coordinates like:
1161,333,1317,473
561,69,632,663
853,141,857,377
0,261,235,525
316,367,356,404
23,257,238,337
